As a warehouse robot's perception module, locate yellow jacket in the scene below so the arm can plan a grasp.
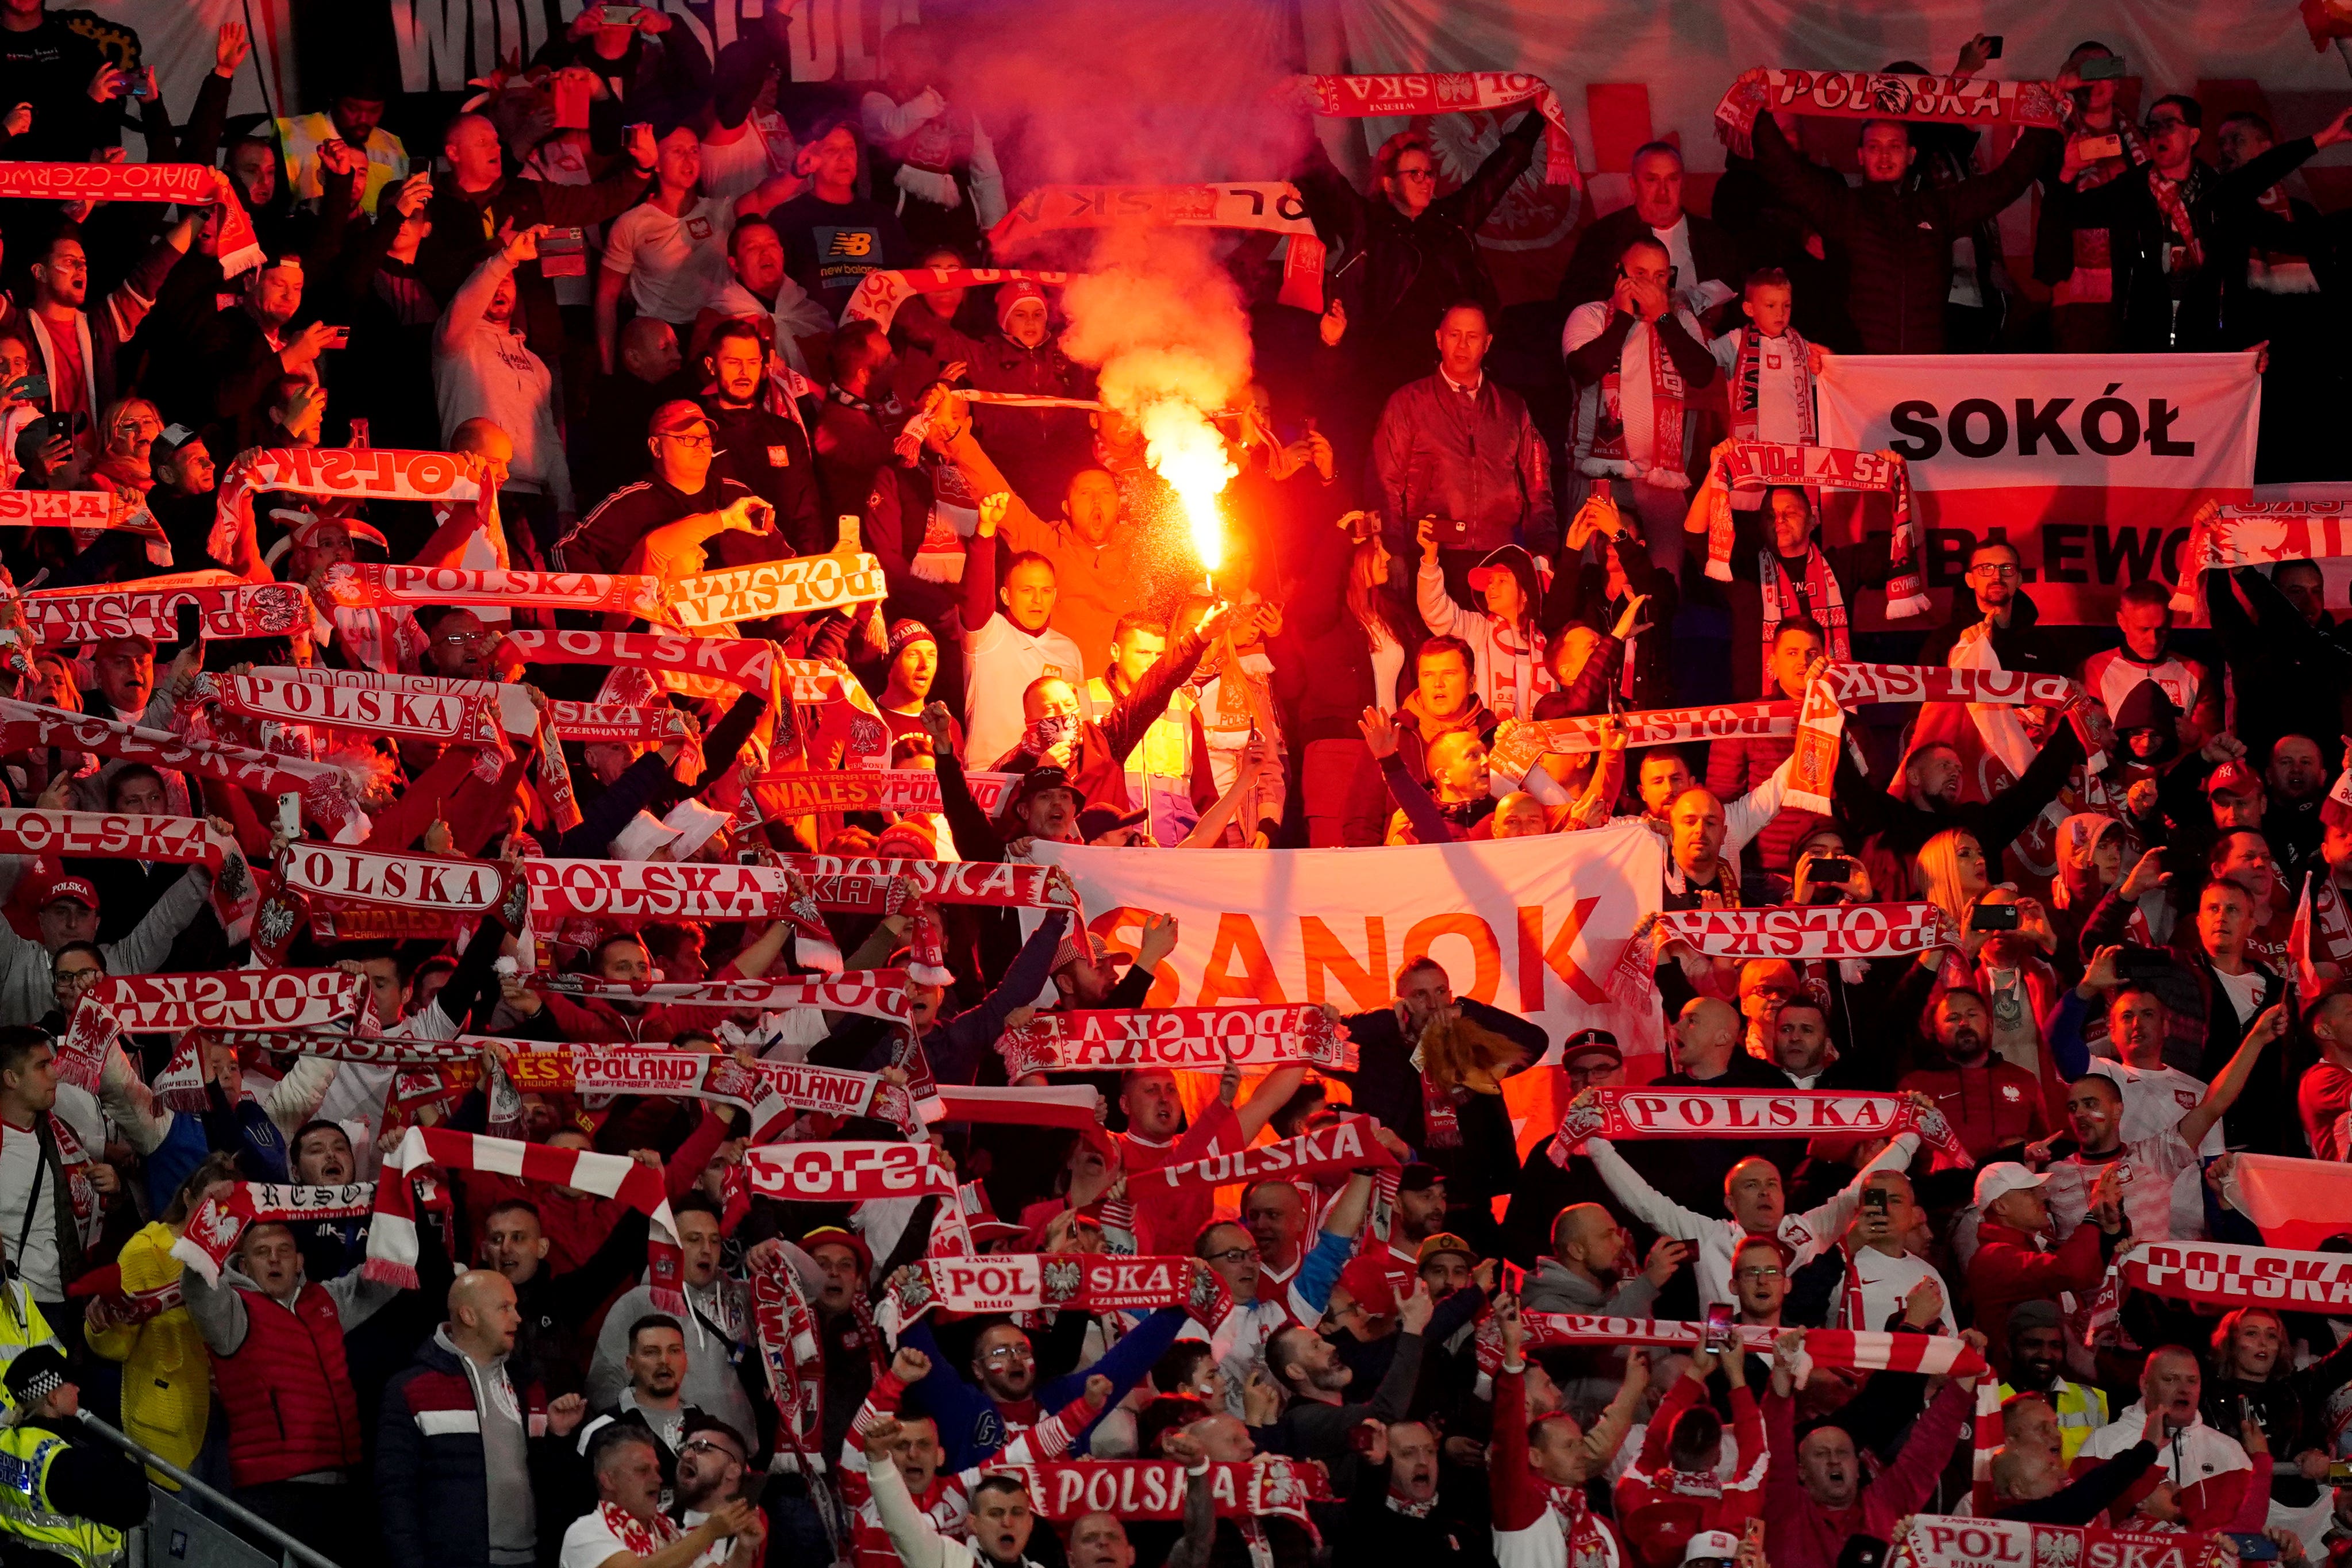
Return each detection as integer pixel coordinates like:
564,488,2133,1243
84,1221,208,1482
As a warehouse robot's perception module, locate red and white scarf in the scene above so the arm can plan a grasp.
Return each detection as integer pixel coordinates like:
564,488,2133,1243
282,846,509,914
1478,1314,1990,1379
778,854,1078,913
210,448,481,566
749,767,1019,818
209,671,509,748
0,163,262,274
748,1243,826,1469
740,1059,925,1137
55,970,372,1092
0,490,169,564
981,1458,1336,1525
1888,1515,2229,1568
19,579,312,648
1581,324,1689,488
1714,71,2066,142
665,556,890,628
595,1503,680,1560
2290,870,2352,995
531,971,914,1026
741,1141,959,1202
997,1006,1354,1078
1727,326,1815,446
521,858,819,924
497,628,776,697
843,267,1071,332
2085,1239,2352,1340
2172,502,2352,609
1649,904,1956,961
991,182,1324,311
1785,662,2081,815
368,1127,684,1311
0,808,229,867
1550,1087,1971,1169
455,1039,779,1117
1138,1114,1398,1198
1487,703,1796,787
1295,72,1579,186
170,1182,376,1285
879,1252,1231,1335
322,562,666,622
1702,441,1927,636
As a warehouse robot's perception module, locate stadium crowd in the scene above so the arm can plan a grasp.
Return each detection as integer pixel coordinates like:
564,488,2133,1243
2,10,2352,1568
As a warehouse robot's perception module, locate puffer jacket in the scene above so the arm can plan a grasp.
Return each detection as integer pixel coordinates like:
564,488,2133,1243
83,1222,210,1479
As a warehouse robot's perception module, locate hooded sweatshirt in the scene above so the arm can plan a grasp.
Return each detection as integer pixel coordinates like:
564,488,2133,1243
439,1324,539,1563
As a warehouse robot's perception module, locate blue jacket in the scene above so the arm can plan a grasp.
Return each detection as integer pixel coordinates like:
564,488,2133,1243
900,1302,1188,1470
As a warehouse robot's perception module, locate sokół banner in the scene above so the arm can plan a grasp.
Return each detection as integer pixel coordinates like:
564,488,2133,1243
1026,820,1665,1058
1815,352,2258,624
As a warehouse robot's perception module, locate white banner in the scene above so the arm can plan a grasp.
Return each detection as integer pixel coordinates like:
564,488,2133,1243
1814,352,2258,624
1025,820,1665,1056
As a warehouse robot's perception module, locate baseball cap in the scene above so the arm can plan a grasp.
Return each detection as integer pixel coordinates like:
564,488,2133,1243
1396,1162,1445,1194
1561,1028,1623,1068
1078,804,1148,842
801,1225,873,1276
1972,1161,2050,1210
2205,759,2259,797
1416,1232,1475,1269
1466,543,1536,593
649,398,715,439
1684,1531,1745,1566
40,877,98,911
1012,766,1077,808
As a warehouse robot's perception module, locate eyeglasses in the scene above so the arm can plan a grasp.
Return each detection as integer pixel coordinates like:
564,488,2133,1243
1206,1245,1262,1266
678,1439,741,1462
2146,116,2188,133
979,1345,1034,1365
1970,562,2019,579
1563,1065,1615,1086
437,629,491,645
1734,1266,1784,1281
1393,166,1436,182
660,431,715,449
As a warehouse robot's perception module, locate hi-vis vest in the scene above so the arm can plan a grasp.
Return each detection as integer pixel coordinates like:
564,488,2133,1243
0,1286,58,1420
1079,677,1197,846
1999,1377,2109,1463
276,114,409,214
0,1426,127,1568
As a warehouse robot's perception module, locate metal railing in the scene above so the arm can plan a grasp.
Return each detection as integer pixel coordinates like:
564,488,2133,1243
70,1411,345,1568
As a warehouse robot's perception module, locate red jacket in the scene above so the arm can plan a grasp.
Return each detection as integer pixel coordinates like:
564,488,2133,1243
212,1282,365,1488
1896,1059,2048,1163
1761,1379,1970,1568
1965,1219,2112,1371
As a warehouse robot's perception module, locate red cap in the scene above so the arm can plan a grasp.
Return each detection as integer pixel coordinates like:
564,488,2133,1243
995,279,1048,333
2205,759,2260,797
40,876,98,910
649,398,714,439
800,1225,873,1277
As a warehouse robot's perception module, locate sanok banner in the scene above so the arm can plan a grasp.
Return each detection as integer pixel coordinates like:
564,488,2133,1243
1815,351,2258,626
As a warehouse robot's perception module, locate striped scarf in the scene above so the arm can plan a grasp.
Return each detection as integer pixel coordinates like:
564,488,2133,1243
1759,544,1848,690
1728,326,1814,445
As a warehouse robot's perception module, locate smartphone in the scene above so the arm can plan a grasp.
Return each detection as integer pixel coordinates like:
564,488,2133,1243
277,792,300,839
596,3,646,24
2073,133,2124,161
7,375,46,401
346,417,370,449
1981,36,2004,60
1809,855,1857,883
1861,1185,1889,1214
551,73,593,132
174,604,201,649
538,226,589,279
1970,902,2022,932
125,75,155,98
2081,55,2127,81
836,513,862,552
1431,517,1473,545
2224,1535,2280,1563
2116,944,2173,983
1703,1302,1735,1352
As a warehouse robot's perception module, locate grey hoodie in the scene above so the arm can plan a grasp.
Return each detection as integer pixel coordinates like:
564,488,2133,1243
1519,1259,1662,1411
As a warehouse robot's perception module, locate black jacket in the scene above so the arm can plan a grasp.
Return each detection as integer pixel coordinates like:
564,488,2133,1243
1555,204,1744,324
1328,999,1549,1229
699,398,824,560
1750,113,2057,353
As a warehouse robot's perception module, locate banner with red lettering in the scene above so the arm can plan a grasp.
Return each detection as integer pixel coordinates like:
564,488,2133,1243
0,163,260,275
2085,1239,2352,1340
1815,352,2259,625
664,555,890,627
998,1005,1356,1078
1298,72,1578,186
1650,904,1954,960
531,971,914,1025
744,768,1017,817
1715,70,2066,141
989,183,1324,311
842,267,1072,331
741,1141,960,1202
20,578,312,648
981,1459,1334,1525
879,1252,1231,1333
1550,1088,1971,1169
1027,821,1666,1060
1489,702,1794,786
211,448,482,565
737,1059,923,1135
0,698,364,836
1140,1113,1398,1197
1888,1515,2227,1568
0,809,228,867
497,629,777,694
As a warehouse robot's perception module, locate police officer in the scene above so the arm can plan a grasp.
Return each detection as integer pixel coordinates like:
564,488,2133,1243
0,1347,149,1568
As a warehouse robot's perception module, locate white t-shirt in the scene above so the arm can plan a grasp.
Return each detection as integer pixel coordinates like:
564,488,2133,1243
2084,1059,2223,1155
1843,1246,1954,1335
1709,329,1809,447
2211,966,2265,1028
2046,1134,2201,1242
0,1119,59,1298
605,198,737,326
1562,299,1709,477
962,613,1085,770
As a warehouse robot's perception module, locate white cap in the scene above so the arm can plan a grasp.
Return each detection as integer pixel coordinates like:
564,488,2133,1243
1973,1161,2049,1210
1684,1532,1744,1565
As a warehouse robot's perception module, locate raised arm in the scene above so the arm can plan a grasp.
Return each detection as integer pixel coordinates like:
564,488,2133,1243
1582,1133,1715,1240
2176,1004,2286,1149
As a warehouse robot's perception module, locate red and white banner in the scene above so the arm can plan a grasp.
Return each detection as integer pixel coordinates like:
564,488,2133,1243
998,1005,1356,1077
741,1141,959,1202
282,846,510,914
212,448,482,564
841,267,1071,331
736,1059,921,1135
170,1181,377,1286
531,971,914,1025
1028,822,1665,1058
664,555,889,627
880,1252,1230,1331
0,809,228,867
1715,70,2066,140
1651,904,1954,960
1816,352,2259,625
1139,1113,1398,1197
522,858,813,922
2085,1239,2352,1340
1888,1515,2226,1568
20,578,312,647
321,562,667,622
0,163,260,275
1298,72,1578,185
782,854,1078,913
0,698,364,836
1489,702,1794,786
2221,1155,2352,1251
1787,660,2082,814
1551,1088,1970,1167
745,768,1017,817
56,970,371,1091
1481,1315,1989,1378
981,1459,1335,1525
989,183,1324,311
497,629,776,695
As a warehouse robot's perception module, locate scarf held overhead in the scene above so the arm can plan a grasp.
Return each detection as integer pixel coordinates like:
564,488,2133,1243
1888,1515,2228,1568
1479,1315,1990,1379
1139,1113,1397,1196
982,1459,1336,1524
841,267,1071,331
1550,1087,1970,1169
741,1141,959,1202
210,448,482,565
0,162,262,275
1786,662,2081,814
1488,702,1795,785
0,809,228,867
881,1252,1231,1333
1296,72,1579,186
997,1005,1355,1077
1651,904,1955,960
0,698,365,837
53,969,372,1091
1702,441,1928,618
1715,72,2067,140
531,971,913,1025
989,183,1324,311
2086,1240,2352,1341
169,1182,376,1286
18,579,312,647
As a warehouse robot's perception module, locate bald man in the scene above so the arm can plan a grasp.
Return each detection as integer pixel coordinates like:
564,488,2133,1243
1570,1077,1926,1310
380,1269,587,1568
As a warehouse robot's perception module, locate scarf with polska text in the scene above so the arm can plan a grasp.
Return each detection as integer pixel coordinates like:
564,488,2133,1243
0,489,168,564
529,970,913,1026
747,1243,827,1471
2083,1239,2352,1341
1137,1113,1398,1198
1648,904,1955,962
1887,1515,2231,1568
210,448,481,566
990,182,1324,312
1582,322,1690,488
0,163,261,275
1784,662,2083,816
738,1059,925,1137
322,561,666,622
1713,71,2066,143
1549,1087,1971,1169
1702,441,1928,643
54,970,374,1093
495,628,775,696
980,1458,1336,1525
774,853,1078,912
217,666,690,748
1475,1313,1990,1379
368,1126,684,1311
878,1252,1231,1336
520,857,828,926
1296,71,1578,186
170,1182,376,1285
997,1005,1354,1078
664,555,890,629
0,808,229,867
18,578,310,649
741,1140,960,1203
1488,702,1796,788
